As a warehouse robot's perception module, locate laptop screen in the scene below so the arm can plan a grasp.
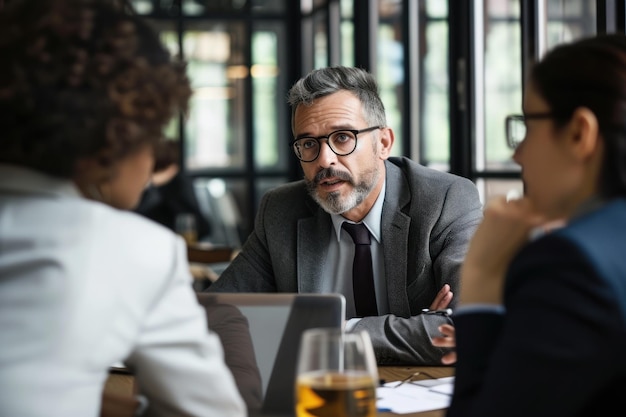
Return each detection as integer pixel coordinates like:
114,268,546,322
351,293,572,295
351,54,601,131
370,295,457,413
195,292,346,416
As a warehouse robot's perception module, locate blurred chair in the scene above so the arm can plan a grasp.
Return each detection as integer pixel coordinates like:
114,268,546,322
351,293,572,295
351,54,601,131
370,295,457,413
187,243,235,264
191,178,244,289
193,178,243,248
187,242,239,291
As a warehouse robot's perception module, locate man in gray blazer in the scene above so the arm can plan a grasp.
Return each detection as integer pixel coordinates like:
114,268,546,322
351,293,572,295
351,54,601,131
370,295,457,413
209,66,482,365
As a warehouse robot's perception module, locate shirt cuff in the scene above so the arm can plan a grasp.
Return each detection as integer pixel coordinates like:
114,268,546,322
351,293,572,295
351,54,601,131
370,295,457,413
345,318,361,331
454,304,506,316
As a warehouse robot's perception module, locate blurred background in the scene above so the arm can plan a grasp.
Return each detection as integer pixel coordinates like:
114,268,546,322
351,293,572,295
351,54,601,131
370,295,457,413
130,0,616,245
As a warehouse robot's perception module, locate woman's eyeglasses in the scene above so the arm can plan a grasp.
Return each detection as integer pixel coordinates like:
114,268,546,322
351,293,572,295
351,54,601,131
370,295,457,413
505,113,554,149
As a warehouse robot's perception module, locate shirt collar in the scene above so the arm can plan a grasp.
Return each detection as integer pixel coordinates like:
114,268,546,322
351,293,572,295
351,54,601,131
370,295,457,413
330,181,386,244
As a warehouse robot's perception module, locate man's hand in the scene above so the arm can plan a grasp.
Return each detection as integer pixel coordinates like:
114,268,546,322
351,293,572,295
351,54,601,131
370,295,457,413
429,283,452,310
431,323,456,365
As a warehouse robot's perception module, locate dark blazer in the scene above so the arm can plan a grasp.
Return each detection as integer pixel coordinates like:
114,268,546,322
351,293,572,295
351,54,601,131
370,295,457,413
209,156,483,365
448,199,626,416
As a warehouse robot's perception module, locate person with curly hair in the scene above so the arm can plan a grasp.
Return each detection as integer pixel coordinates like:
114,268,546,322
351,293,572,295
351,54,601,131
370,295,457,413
0,1,246,416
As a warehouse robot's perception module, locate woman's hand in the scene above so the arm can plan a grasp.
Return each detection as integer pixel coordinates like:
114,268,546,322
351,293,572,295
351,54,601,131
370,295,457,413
459,196,546,306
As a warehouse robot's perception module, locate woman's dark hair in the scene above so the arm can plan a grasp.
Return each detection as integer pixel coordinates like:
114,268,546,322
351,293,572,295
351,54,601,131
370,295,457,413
0,0,191,177
531,33,626,198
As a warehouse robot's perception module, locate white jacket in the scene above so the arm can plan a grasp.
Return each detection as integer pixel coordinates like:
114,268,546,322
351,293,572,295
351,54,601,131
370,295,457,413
0,164,246,417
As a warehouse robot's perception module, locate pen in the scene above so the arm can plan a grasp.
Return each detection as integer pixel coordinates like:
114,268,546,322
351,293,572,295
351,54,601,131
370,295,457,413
377,407,392,412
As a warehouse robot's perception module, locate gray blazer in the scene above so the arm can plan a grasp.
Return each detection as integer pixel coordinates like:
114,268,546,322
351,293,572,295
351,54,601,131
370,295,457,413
209,157,483,365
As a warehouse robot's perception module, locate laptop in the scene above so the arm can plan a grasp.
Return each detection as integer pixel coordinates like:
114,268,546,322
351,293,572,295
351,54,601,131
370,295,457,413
195,292,346,417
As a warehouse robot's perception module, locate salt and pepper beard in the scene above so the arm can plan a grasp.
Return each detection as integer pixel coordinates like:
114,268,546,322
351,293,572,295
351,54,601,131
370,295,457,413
305,165,381,215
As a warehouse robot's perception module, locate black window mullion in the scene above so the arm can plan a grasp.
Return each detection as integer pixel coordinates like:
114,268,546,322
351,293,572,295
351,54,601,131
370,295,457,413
520,0,540,92
353,0,378,74
448,0,473,179
617,0,626,33
597,0,617,34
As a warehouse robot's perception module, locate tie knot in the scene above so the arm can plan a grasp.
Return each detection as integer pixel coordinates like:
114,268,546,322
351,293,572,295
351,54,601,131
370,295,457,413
342,222,371,245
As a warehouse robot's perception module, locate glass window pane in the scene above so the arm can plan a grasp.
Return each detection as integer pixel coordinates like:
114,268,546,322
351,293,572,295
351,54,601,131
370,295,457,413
252,0,286,13
484,21,522,170
182,0,206,16
252,22,289,170
378,21,404,157
129,0,154,14
422,18,449,167
340,0,354,68
340,0,354,67
314,11,328,68
426,0,447,18
476,178,524,205
546,0,596,51
483,0,522,171
182,23,247,171
379,0,401,16
187,0,247,14
340,0,353,18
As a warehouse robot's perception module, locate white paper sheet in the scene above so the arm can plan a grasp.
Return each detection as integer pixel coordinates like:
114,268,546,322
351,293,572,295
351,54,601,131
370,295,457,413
376,377,454,414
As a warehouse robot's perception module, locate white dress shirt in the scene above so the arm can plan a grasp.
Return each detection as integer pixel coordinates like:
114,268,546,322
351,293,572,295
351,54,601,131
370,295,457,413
322,182,389,326
0,164,245,417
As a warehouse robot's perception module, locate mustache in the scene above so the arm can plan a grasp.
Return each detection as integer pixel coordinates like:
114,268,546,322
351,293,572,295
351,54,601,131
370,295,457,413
312,167,353,185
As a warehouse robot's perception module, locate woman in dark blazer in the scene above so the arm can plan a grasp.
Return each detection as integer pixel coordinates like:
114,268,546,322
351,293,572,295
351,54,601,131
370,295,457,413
444,34,626,416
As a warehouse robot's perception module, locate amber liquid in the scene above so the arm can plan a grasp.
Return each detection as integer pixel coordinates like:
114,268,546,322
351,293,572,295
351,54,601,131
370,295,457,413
295,372,376,417
179,230,197,246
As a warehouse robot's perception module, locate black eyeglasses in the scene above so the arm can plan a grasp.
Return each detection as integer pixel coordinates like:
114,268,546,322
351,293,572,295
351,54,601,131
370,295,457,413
505,113,554,149
290,126,382,162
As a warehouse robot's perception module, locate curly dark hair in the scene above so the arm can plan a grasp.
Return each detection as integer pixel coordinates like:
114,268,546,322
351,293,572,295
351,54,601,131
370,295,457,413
153,140,181,172
0,0,191,178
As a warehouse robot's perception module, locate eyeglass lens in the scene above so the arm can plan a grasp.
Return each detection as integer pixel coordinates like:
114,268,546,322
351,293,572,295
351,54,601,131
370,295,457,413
293,130,357,162
507,117,526,148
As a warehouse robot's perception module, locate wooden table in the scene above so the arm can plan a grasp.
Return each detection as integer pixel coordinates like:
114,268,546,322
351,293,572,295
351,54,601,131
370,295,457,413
105,365,454,416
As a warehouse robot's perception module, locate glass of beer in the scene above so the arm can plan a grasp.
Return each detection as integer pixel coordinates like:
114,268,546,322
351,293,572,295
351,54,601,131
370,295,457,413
175,213,197,245
295,328,378,417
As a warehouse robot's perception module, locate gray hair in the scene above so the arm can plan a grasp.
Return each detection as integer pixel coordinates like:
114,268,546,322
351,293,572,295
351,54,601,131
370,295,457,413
286,66,387,132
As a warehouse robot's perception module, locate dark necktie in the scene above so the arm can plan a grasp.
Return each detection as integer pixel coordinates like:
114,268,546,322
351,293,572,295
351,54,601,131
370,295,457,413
342,222,378,317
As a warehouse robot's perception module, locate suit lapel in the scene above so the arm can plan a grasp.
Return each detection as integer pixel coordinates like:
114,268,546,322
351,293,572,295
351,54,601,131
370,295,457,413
381,161,411,316
297,202,332,293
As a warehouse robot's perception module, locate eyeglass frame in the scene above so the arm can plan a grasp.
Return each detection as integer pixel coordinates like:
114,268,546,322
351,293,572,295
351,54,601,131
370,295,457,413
289,126,382,162
505,113,555,149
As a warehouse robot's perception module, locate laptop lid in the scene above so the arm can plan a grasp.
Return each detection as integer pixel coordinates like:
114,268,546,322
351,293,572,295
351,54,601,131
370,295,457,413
195,292,346,416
